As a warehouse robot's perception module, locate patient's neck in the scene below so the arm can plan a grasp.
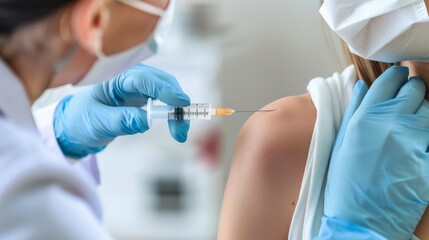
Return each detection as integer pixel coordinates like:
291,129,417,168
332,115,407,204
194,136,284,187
401,61,429,98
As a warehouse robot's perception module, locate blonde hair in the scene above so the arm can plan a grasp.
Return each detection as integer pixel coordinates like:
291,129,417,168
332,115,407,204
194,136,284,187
341,42,400,86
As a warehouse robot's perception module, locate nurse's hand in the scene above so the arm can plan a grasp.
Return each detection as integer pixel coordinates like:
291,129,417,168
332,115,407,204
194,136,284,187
317,67,429,239
53,64,191,158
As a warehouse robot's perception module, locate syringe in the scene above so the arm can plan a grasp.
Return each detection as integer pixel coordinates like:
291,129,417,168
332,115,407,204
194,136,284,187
146,98,275,127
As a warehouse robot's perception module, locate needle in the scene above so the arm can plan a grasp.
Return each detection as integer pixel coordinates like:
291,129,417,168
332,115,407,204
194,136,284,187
234,109,277,113
214,108,277,116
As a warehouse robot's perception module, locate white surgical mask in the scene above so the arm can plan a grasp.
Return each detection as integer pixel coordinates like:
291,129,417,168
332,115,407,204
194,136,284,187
75,0,175,86
320,0,429,63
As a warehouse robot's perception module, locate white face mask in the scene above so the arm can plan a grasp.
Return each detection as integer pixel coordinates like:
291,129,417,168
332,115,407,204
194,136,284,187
75,0,175,86
320,0,429,63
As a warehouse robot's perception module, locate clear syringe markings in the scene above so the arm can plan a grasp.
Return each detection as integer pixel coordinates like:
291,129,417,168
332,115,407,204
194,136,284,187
146,98,275,128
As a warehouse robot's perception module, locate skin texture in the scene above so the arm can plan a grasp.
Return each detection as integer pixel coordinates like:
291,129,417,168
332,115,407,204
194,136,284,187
218,62,429,240
218,94,316,239
0,0,169,103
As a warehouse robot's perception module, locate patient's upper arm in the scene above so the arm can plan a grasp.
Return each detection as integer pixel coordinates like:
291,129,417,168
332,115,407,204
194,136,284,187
219,94,317,239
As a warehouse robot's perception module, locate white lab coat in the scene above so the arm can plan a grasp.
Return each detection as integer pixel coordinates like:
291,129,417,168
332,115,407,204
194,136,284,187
0,59,113,239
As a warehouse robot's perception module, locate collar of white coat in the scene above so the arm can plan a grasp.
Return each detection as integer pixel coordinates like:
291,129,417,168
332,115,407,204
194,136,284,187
0,58,37,131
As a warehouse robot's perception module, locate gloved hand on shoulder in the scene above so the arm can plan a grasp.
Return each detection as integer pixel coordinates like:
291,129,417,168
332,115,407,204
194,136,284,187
317,67,429,239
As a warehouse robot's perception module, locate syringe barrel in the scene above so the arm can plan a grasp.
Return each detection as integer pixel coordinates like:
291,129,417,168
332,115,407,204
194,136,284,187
147,99,213,128
177,103,212,120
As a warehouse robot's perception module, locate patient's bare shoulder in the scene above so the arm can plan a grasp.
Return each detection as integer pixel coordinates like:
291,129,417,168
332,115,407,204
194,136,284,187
235,93,317,166
226,93,317,234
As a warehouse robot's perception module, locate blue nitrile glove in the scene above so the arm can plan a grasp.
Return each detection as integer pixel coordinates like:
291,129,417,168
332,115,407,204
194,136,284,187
316,66,429,240
54,64,191,158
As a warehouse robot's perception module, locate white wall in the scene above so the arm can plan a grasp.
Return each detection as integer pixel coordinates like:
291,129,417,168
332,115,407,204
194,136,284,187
213,0,346,178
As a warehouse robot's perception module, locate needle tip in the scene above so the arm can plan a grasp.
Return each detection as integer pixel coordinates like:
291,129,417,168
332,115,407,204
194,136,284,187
233,109,277,113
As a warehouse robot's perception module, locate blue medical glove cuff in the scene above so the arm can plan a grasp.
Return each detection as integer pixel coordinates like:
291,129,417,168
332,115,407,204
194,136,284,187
315,216,388,240
54,96,107,159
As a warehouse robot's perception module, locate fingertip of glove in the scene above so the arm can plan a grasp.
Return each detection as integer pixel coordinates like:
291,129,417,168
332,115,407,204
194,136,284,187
168,120,190,143
409,76,424,82
407,76,426,92
176,94,191,107
355,80,367,90
353,80,368,96
174,129,188,143
389,66,409,76
176,135,188,143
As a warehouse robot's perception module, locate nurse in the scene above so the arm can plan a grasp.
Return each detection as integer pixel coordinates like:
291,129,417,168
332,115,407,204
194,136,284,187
0,0,190,238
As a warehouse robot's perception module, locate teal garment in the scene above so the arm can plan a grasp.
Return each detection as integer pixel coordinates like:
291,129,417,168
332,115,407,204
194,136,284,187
54,64,190,158
317,67,429,239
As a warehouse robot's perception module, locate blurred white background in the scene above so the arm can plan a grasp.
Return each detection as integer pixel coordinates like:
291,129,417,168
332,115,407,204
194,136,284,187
34,0,346,239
